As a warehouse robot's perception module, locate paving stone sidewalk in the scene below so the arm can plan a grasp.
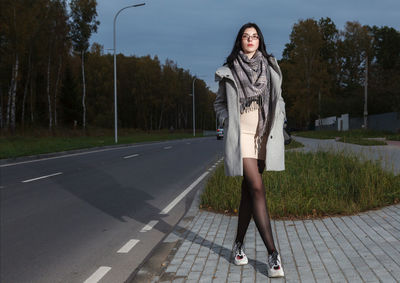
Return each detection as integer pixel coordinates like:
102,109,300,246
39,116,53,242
149,195,400,282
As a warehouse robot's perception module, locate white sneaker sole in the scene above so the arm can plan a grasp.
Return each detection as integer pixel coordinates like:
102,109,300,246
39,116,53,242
268,267,284,278
234,256,248,266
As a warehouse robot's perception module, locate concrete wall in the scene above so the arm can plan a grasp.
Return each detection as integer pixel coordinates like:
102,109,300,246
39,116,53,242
337,114,349,131
349,112,400,133
315,116,337,127
316,112,400,133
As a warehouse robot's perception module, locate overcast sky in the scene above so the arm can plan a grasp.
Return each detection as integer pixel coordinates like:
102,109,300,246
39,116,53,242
90,0,400,92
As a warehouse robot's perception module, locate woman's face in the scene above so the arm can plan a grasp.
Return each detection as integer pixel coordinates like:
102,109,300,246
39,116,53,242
241,27,259,58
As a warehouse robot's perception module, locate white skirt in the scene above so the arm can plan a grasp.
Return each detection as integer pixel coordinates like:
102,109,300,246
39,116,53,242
240,103,267,160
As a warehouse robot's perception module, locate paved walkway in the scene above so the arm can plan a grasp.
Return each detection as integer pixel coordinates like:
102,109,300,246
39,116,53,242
144,197,400,282
135,138,400,283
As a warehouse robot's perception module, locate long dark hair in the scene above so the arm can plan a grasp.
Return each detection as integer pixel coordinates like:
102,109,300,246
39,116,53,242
225,22,271,68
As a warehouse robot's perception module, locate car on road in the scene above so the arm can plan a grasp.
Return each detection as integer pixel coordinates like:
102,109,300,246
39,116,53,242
216,128,224,140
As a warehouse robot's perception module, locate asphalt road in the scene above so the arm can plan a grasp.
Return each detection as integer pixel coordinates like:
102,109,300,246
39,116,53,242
0,136,224,283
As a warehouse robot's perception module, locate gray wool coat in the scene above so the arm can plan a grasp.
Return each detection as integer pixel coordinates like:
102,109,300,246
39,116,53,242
214,56,286,176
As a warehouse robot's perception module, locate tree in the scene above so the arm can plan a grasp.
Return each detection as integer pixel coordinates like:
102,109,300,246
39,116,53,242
337,21,373,116
85,43,113,127
59,62,80,126
369,26,400,113
372,26,400,70
280,18,331,129
51,0,70,128
69,0,99,129
17,0,49,128
1,0,23,133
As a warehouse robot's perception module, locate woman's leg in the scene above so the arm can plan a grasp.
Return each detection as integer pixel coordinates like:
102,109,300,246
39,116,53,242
241,158,276,254
235,178,252,244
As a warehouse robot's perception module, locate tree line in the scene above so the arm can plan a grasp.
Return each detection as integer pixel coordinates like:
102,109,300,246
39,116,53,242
1,1,399,134
0,0,216,134
280,18,400,129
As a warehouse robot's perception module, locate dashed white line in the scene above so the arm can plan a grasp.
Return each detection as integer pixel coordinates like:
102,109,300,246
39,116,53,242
164,146,172,150
140,220,159,232
21,172,63,183
160,171,209,215
84,266,111,283
117,239,139,253
123,154,139,159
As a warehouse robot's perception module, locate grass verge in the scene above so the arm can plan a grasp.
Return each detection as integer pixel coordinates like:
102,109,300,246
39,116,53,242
388,134,400,141
337,137,387,146
284,139,304,150
293,129,400,145
293,129,395,139
201,150,400,219
0,128,204,159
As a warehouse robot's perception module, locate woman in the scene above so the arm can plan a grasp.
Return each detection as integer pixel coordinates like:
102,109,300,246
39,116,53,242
214,22,286,278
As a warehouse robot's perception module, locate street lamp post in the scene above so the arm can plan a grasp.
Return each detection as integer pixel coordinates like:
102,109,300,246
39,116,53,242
192,77,197,137
113,3,145,143
363,54,368,129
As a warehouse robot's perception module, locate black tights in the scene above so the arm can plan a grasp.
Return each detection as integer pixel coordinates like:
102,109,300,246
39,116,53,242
235,158,276,255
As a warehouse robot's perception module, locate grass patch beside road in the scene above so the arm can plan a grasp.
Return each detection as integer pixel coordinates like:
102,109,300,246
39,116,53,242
0,128,203,159
337,137,387,146
293,129,395,139
389,134,400,141
293,129,400,145
201,150,400,219
284,139,304,150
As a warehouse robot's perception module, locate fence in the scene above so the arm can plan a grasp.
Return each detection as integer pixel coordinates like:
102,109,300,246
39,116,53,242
315,112,400,133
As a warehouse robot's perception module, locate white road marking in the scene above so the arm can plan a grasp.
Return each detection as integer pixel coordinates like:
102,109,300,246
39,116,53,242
123,154,139,159
21,172,63,183
84,266,111,283
117,239,139,253
164,146,172,150
140,220,159,232
160,171,209,215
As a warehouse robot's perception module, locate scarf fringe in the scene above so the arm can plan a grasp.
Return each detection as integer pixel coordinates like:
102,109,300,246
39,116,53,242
240,95,263,114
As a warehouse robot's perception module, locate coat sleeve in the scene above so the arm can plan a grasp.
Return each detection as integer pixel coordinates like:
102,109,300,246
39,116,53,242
214,80,229,127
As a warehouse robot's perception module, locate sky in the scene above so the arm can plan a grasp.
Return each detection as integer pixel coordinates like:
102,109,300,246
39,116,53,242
90,0,400,92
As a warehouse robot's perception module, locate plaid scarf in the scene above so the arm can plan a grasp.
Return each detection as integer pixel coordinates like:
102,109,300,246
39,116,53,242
232,50,271,145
